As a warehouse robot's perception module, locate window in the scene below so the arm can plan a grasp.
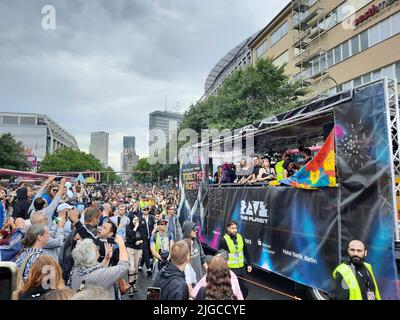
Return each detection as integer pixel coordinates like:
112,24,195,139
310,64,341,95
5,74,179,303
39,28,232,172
320,53,327,71
334,46,342,64
360,31,369,50
392,12,400,35
270,21,288,46
380,18,391,41
3,116,18,124
396,63,400,82
372,69,382,80
336,4,346,22
327,49,334,68
351,36,360,55
20,117,35,125
272,50,289,68
256,41,268,58
342,41,350,60
312,57,320,75
383,65,394,80
353,77,362,87
362,73,371,84
368,24,380,47
342,81,352,91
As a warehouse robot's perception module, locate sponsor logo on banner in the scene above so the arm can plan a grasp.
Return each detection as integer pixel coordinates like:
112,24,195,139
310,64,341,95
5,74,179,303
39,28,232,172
240,200,269,224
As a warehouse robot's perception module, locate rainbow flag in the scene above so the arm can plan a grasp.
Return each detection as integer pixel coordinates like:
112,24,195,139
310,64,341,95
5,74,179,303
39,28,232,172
280,130,336,189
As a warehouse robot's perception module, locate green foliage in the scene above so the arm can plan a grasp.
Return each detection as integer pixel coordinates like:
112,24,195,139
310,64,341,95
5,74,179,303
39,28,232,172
134,157,178,184
134,158,152,183
101,166,122,184
38,148,121,183
39,148,103,172
0,133,31,170
180,57,308,132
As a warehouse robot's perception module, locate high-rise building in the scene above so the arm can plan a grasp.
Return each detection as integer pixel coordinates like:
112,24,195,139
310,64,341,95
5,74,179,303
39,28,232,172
89,131,109,167
0,112,79,163
149,111,183,152
121,136,139,180
123,136,135,150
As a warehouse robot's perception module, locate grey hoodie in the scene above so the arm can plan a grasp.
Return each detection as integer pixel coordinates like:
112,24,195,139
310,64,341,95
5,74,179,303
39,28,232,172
182,220,207,282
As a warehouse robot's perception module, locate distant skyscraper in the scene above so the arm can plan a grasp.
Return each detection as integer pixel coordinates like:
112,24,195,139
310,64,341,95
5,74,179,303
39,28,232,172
123,136,135,150
121,136,139,180
149,111,183,152
89,132,109,167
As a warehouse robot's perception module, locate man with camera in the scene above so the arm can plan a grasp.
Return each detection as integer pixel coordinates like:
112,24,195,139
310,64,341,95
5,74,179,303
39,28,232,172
150,218,174,279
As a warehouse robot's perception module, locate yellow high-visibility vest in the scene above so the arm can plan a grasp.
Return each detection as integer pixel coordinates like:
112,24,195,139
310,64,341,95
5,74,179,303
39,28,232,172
332,262,381,300
223,234,244,269
275,160,284,181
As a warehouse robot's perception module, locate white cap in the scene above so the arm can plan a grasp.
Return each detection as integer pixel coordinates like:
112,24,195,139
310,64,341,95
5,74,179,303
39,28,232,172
57,203,74,212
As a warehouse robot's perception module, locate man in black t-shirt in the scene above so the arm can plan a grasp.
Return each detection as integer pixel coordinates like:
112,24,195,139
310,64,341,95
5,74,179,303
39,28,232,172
246,155,261,184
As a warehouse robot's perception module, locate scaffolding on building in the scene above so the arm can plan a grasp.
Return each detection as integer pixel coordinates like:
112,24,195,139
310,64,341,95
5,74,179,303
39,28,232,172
291,0,336,95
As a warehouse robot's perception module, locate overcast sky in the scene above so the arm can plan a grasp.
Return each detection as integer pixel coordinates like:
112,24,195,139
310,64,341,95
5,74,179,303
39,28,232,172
0,0,289,171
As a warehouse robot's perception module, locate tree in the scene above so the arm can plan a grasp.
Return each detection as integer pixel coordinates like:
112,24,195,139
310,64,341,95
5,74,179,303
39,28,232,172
38,148,103,173
0,133,31,170
134,158,152,183
101,166,122,184
39,149,123,183
180,57,308,132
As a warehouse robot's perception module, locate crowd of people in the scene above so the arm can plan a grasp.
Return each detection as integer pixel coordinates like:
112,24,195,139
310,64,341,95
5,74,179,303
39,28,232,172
211,146,313,185
0,177,251,300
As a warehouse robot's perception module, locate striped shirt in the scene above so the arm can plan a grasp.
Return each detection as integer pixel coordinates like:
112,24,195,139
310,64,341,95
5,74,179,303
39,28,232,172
15,248,45,280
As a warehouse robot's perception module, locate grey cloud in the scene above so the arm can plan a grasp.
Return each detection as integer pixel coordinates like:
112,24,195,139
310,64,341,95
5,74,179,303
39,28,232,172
0,0,290,169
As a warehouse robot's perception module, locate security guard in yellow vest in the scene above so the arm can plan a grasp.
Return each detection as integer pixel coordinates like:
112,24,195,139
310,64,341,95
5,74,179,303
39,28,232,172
219,220,252,299
333,240,381,300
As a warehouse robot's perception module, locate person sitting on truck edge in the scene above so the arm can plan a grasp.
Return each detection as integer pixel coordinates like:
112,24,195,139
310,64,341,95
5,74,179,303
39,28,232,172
332,240,381,300
218,220,252,299
257,156,276,183
246,155,261,184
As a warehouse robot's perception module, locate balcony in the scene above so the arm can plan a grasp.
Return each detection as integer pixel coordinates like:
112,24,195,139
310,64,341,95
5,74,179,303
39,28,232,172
302,48,325,64
308,25,326,41
300,6,320,26
309,69,326,80
292,0,322,30
293,19,309,31
293,38,310,50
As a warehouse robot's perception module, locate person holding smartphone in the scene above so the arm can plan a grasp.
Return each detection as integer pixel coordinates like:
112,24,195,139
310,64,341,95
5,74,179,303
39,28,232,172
125,215,144,297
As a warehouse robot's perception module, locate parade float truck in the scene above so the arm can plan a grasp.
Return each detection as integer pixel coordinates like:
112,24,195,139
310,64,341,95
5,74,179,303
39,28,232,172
178,78,400,300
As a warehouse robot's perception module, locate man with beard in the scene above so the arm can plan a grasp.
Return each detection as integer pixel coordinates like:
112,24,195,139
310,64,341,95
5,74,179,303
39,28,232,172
219,220,252,299
333,240,381,300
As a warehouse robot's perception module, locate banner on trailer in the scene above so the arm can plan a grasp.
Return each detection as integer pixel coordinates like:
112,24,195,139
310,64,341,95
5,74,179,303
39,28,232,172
334,81,399,300
195,186,340,294
178,81,399,298
178,146,208,225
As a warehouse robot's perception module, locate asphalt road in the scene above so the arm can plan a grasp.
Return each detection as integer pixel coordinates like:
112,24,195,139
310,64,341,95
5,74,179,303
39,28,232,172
122,260,307,301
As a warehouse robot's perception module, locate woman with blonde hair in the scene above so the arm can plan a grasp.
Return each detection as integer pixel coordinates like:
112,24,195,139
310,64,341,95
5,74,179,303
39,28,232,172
19,255,65,300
